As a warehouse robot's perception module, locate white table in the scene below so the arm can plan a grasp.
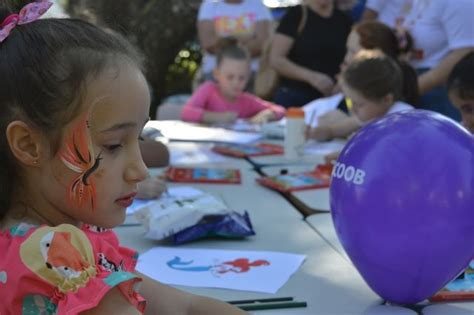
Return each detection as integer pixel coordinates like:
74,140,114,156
248,139,345,167
422,302,474,314
306,213,348,262
305,214,474,315
116,168,421,314
167,142,252,169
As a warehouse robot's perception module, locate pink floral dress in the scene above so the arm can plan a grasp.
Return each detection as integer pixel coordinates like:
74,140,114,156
0,223,146,314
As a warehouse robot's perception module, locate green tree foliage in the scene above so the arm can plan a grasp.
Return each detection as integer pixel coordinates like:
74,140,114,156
66,0,203,114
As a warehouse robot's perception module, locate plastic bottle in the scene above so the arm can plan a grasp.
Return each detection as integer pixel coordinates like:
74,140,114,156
284,107,305,159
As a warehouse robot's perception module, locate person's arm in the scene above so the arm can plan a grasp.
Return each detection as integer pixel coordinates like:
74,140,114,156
137,176,167,200
197,2,220,55
245,94,285,123
198,19,220,55
181,83,213,122
139,139,169,168
419,0,474,94
80,287,142,315
307,116,361,141
361,8,378,21
269,33,334,95
238,20,271,57
249,108,277,124
137,272,246,315
317,109,351,127
418,48,474,95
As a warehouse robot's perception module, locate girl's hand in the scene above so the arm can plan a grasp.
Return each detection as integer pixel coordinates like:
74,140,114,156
137,176,167,200
249,109,275,124
218,111,238,123
203,111,238,124
318,110,350,126
306,72,334,96
306,126,333,141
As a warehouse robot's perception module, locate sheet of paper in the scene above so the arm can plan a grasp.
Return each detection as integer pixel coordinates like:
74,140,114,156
166,186,205,199
126,199,156,215
215,119,262,133
134,192,229,240
146,120,263,144
167,142,227,165
137,247,305,293
304,139,347,156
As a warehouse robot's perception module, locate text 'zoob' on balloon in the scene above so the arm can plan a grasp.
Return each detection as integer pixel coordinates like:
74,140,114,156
331,162,365,185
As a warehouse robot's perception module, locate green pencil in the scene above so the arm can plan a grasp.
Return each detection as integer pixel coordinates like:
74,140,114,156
228,297,294,304
237,301,307,311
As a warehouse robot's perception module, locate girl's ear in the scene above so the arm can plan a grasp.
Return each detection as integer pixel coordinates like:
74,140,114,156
6,121,47,167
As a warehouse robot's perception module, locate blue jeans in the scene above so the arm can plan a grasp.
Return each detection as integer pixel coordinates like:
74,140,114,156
417,68,461,122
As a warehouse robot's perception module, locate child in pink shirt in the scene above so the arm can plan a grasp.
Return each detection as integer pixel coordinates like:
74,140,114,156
182,42,285,124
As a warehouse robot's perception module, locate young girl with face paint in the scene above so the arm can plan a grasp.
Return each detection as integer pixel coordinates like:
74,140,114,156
0,1,245,314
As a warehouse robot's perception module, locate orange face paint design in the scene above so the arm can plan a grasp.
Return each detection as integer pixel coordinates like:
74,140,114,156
58,112,102,210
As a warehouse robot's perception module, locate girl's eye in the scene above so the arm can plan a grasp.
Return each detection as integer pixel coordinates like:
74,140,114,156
103,144,123,152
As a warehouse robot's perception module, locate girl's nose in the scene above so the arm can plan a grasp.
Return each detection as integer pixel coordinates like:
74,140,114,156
125,149,148,183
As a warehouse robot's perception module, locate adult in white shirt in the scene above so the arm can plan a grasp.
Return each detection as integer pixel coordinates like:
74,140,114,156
362,0,411,27
363,0,474,121
197,0,272,85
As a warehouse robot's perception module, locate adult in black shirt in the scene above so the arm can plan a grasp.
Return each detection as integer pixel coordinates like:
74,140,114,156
270,0,352,108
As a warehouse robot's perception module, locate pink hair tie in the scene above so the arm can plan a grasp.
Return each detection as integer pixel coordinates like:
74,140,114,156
0,0,53,43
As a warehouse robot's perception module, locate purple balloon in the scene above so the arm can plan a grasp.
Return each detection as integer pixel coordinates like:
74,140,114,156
330,110,474,304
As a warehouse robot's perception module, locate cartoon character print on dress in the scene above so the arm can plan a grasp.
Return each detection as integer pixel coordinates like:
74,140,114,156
22,294,58,315
0,270,6,284
58,111,103,211
97,253,124,273
20,225,97,294
40,231,91,280
83,224,109,233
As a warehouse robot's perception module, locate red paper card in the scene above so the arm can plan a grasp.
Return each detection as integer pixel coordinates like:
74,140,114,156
212,143,284,158
166,167,241,184
257,164,333,192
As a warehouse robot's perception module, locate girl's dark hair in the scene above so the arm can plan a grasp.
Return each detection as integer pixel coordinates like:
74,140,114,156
354,20,413,58
353,21,418,105
343,51,404,102
447,51,474,100
216,37,250,66
0,3,143,219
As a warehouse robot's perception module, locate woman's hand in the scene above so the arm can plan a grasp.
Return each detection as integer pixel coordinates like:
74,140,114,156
306,72,334,96
137,176,167,200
